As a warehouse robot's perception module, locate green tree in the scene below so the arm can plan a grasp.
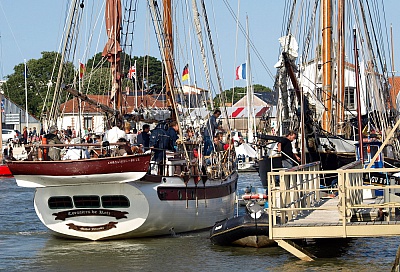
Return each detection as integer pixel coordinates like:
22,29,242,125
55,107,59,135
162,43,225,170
2,51,164,118
132,55,163,93
84,53,163,94
2,51,74,118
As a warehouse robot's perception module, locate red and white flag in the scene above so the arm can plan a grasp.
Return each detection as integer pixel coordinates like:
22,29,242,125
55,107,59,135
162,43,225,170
128,65,136,79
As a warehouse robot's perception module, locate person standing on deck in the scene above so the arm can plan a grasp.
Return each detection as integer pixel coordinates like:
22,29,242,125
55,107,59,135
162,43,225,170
45,125,63,160
22,127,28,145
166,121,179,151
278,131,301,168
137,124,151,152
103,121,126,144
203,109,222,156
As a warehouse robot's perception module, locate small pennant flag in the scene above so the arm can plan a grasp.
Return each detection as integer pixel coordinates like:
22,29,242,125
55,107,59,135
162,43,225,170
182,64,189,81
235,63,246,80
128,65,136,79
79,63,85,78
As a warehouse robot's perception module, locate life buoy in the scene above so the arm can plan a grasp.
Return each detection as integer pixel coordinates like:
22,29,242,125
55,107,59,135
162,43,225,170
242,194,267,200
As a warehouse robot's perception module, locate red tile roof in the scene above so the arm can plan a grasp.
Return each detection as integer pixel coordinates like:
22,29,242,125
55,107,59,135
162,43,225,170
388,76,400,107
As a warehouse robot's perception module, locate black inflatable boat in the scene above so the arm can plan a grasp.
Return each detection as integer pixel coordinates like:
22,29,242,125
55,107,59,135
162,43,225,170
210,203,276,247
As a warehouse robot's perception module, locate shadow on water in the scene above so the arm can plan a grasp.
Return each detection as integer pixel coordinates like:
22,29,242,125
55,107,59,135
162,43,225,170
295,238,353,258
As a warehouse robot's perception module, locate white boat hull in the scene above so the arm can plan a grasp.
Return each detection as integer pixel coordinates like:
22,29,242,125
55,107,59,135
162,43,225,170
34,173,238,240
16,171,148,188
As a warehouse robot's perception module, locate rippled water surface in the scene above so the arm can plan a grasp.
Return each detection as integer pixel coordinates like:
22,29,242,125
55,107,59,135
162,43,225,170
1,172,399,271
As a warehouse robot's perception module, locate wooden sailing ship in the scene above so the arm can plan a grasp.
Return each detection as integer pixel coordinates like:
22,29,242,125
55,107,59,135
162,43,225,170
9,0,238,240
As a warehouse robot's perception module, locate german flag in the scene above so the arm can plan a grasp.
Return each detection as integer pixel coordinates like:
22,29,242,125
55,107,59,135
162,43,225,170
182,64,189,81
79,62,85,79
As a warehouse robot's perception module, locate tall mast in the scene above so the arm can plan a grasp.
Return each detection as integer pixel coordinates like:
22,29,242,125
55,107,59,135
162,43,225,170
246,16,254,144
163,0,174,116
102,0,122,121
390,24,397,110
322,0,333,133
391,24,396,78
354,29,364,163
336,0,345,135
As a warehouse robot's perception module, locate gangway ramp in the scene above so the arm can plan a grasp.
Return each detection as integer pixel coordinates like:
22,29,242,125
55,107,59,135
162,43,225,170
267,161,400,260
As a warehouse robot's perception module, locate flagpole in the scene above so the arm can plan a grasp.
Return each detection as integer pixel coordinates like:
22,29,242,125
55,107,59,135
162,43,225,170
134,60,137,109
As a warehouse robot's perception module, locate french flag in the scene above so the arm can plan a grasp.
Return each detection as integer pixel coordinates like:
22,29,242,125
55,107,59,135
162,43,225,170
235,63,246,80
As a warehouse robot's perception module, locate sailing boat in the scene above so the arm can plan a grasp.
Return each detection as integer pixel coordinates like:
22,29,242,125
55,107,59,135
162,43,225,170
7,0,237,240
257,0,400,186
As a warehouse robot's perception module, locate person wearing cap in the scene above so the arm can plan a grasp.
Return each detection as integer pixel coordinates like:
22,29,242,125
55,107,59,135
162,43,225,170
45,125,63,160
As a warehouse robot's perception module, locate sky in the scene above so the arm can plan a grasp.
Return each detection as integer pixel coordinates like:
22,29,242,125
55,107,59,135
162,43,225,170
1,0,400,92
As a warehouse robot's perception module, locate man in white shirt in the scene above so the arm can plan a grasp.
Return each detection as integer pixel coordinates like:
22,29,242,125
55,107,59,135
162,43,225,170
63,147,90,160
62,138,90,160
104,124,126,143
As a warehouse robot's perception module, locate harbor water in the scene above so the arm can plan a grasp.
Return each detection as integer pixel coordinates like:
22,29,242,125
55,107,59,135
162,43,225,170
1,172,399,271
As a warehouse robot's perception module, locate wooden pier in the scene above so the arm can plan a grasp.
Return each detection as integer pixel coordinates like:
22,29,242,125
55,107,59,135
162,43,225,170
267,161,400,261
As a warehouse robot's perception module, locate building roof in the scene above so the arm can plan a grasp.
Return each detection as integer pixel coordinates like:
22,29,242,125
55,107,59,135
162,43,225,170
233,92,274,107
389,76,400,108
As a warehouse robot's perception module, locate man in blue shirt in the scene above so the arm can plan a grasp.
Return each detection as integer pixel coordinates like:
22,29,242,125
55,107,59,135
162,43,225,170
166,121,179,151
203,109,221,156
137,124,150,152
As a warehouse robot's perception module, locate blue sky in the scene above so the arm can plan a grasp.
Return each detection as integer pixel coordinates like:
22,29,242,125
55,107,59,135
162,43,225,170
0,1,399,91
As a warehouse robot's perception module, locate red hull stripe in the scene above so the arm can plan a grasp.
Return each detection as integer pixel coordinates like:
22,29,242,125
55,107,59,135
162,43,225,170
157,176,237,200
7,154,151,176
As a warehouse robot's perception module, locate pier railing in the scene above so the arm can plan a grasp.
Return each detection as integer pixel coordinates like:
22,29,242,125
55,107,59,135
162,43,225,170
274,161,322,224
267,161,400,240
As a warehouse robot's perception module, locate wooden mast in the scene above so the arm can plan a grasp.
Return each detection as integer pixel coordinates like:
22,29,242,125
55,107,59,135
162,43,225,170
163,0,175,120
390,24,397,110
336,0,345,135
322,0,333,133
102,0,123,123
354,29,364,163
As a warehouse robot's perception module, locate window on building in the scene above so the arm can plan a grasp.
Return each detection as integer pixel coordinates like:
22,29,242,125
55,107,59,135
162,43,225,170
84,116,92,130
316,87,322,102
345,87,355,110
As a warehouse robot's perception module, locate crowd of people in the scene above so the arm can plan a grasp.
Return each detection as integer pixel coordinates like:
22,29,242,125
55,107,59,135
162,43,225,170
3,109,238,168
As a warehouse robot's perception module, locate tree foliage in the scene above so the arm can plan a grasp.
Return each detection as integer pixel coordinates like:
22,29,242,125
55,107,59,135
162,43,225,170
2,50,270,118
2,51,75,118
84,53,163,94
2,51,164,118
